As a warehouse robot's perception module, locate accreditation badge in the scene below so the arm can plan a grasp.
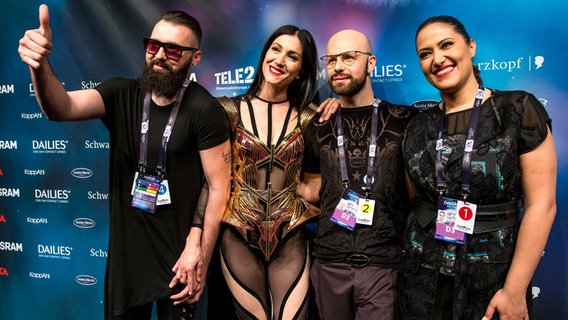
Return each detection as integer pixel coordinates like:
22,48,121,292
453,200,477,234
131,172,171,206
356,198,375,226
330,189,360,231
434,197,465,244
131,172,161,213
156,179,172,206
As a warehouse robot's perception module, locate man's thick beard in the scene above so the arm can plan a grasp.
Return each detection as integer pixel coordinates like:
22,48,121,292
330,74,366,97
139,60,191,99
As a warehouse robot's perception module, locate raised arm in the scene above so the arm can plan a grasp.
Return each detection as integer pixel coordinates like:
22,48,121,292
484,129,557,320
18,4,105,121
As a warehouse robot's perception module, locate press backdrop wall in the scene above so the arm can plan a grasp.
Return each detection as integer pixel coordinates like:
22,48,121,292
1,0,566,319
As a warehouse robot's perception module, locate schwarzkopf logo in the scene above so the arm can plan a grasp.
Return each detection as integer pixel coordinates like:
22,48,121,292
73,218,96,229
71,168,93,179
475,55,545,72
75,275,97,286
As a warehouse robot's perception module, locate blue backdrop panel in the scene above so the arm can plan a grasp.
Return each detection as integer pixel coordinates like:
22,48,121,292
1,0,566,319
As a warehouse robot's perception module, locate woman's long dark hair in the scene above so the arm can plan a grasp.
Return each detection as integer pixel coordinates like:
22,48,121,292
416,15,483,86
245,25,318,112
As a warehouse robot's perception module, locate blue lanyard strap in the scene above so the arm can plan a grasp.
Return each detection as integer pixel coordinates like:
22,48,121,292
335,99,380,196
138,76,191,178
435,87,485,200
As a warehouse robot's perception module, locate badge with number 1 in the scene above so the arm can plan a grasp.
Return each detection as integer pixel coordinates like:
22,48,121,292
453,201,477,234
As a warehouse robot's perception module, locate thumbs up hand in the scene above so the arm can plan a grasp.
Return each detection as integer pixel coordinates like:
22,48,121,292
38,4,52,41
18,5,53,69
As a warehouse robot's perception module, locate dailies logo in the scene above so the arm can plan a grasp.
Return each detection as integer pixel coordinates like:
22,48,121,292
371,64,406,83
29,82,65,97
35,189,71,204
37,244,73,260
32,140,68,154
1,267,8,276
317,63,407,83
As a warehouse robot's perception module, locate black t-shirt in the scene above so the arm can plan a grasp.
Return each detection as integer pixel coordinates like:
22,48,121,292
303,101,417,267
96,78,229,316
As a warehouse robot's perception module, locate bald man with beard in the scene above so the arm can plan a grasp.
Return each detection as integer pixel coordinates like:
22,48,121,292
299,30,417,319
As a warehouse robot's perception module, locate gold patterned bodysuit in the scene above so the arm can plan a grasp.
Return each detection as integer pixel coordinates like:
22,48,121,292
218,96,320,261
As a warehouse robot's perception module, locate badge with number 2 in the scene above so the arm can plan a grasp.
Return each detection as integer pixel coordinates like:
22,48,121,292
356,199,375,225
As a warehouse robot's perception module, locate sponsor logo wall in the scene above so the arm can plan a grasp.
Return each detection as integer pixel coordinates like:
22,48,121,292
1,0,566,318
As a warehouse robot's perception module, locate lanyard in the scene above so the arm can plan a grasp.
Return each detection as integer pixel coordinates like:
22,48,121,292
137,77,192,179
435,87,485,200
336,99,380,197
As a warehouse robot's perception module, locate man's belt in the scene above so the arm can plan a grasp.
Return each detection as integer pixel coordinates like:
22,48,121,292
414,199,521,233
345,253,372,268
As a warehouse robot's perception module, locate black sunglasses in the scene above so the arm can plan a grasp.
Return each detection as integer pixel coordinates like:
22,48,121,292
143,38,198,61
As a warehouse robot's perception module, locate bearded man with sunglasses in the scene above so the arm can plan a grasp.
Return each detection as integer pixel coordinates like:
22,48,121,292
299,29,417,319
18,5,230,320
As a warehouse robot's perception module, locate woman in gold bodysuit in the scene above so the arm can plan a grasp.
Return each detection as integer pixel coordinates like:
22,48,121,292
218,25,320,320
